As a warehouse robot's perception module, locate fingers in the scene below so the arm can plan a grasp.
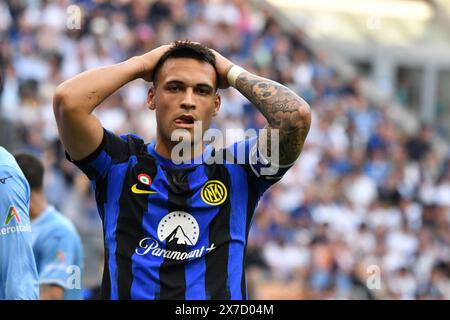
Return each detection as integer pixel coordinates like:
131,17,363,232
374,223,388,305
171,40,201,46
149,41,232,89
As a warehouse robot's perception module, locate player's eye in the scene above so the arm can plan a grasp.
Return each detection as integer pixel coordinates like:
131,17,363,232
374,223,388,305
167,84,182,92
196,87,211,95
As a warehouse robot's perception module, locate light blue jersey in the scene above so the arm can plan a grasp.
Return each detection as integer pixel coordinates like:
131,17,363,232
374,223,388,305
31,205,84,300
0,146,39,299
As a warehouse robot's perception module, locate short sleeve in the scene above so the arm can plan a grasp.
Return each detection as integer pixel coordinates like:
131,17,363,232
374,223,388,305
65,128,133,181
227,136,294,193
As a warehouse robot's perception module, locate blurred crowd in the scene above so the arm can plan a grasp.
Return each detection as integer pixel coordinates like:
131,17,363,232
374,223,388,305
1,0,449,299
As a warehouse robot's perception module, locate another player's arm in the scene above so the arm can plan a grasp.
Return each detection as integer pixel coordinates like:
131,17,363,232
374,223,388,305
212,50,311,166
53,45,171,161
0,165,39,299
40,285,64,300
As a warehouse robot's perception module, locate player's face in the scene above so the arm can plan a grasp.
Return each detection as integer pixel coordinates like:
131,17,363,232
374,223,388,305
148,58,221,147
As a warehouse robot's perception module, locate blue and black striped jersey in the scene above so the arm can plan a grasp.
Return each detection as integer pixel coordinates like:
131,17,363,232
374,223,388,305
67,129,292,300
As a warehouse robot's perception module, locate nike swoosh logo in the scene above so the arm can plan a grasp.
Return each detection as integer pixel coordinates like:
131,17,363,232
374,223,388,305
0,176,13,184
131,184,157,194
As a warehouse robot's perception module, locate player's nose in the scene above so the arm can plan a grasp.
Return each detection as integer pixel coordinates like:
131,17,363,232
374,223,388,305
180,88,196,110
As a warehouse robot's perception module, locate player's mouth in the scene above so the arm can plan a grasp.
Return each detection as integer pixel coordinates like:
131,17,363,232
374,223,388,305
174,114,196,128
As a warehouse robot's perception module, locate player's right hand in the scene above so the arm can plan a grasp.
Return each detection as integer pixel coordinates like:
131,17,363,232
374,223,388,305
137,44,173,82
210,49,235,89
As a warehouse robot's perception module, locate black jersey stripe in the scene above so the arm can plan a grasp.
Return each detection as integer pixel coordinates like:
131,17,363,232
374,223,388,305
204,163,232,300
101,245,111,299
159,167,195,299
94,173,108,221
95,172,111,298
115,155,157,299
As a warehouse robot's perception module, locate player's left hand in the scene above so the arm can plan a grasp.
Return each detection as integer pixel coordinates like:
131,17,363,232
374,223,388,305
210,49,234,89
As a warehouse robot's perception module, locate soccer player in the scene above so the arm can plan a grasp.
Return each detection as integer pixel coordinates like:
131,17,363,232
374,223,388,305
15,153,84,300
0,146,39,299
53,41,311,299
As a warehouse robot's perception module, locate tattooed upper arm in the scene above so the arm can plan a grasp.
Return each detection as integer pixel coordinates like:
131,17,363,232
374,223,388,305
235,72,311,166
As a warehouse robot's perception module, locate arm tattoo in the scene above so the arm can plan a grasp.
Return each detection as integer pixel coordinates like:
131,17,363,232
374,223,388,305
235,72,311,165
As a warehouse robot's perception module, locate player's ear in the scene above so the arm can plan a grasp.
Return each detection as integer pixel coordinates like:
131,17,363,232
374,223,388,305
147,86,156,110
212,93,221,117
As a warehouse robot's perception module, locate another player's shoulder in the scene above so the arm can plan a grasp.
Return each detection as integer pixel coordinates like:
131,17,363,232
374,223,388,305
0,146,19,170
0,146,13,159
0,147,29,194
47,208,79,235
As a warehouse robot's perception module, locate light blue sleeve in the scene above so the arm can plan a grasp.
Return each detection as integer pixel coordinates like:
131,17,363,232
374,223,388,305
36,228,80,289
0,165,39,300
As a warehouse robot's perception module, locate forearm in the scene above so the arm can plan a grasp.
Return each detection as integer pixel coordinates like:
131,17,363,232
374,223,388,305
54,56,144,114
234,71,311,165
53,45,170,161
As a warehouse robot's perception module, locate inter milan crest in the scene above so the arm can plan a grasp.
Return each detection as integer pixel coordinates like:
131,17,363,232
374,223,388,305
200,180,227,206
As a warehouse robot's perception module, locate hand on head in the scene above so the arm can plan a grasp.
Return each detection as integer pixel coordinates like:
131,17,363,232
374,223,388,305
138,41,235,89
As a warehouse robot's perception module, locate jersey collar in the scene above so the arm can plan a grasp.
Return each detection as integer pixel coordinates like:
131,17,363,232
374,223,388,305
146,141,213,169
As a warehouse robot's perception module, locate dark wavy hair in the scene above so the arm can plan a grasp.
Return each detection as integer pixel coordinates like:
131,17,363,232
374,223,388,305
151,40,219,89
14,153,44,190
